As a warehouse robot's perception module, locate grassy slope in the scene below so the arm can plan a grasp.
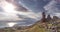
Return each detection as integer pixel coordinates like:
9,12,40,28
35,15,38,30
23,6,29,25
25,23,48,32
3,19,60,32
0,23,48,32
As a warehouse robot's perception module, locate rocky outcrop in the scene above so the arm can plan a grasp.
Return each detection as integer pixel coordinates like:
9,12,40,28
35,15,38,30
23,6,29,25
47,15,52,21
53,16,59,21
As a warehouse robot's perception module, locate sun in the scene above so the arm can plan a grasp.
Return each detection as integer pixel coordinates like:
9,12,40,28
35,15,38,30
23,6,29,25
1,0,17,14
7,22,17,27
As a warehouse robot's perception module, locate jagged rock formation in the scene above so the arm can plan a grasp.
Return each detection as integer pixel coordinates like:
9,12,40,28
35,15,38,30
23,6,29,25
47,15,52,21
41,12,47,23
53,16,59,21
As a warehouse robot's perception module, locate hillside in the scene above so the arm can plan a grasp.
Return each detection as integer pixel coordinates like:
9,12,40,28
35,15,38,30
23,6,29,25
24,23,48,32
2,21,50,32
0,18,60,32
0,13,60,32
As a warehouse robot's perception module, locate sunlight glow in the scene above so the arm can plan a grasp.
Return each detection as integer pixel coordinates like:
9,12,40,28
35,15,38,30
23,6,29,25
8,23,17,27
0,0,41,21
0,0,17,14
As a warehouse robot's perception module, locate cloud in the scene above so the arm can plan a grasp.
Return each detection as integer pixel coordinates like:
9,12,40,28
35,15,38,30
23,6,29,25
17,12,42,20
0,12,23,21
0,0,27,21
19,0,51,13
0,0,43,21
44,0,60,18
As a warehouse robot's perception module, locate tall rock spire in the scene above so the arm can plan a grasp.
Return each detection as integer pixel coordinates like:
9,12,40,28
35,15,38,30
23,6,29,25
47,14,52,21
41,12,46,22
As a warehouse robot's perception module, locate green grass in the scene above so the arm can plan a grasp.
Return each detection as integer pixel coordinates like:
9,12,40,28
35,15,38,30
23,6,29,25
25,24,48,32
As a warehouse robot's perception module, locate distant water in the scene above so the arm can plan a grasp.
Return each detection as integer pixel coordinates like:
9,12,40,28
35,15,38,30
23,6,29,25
0,19,37,28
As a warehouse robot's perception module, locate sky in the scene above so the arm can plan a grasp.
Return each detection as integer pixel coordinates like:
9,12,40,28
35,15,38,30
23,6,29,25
0,0,60,27
19,0,60,17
